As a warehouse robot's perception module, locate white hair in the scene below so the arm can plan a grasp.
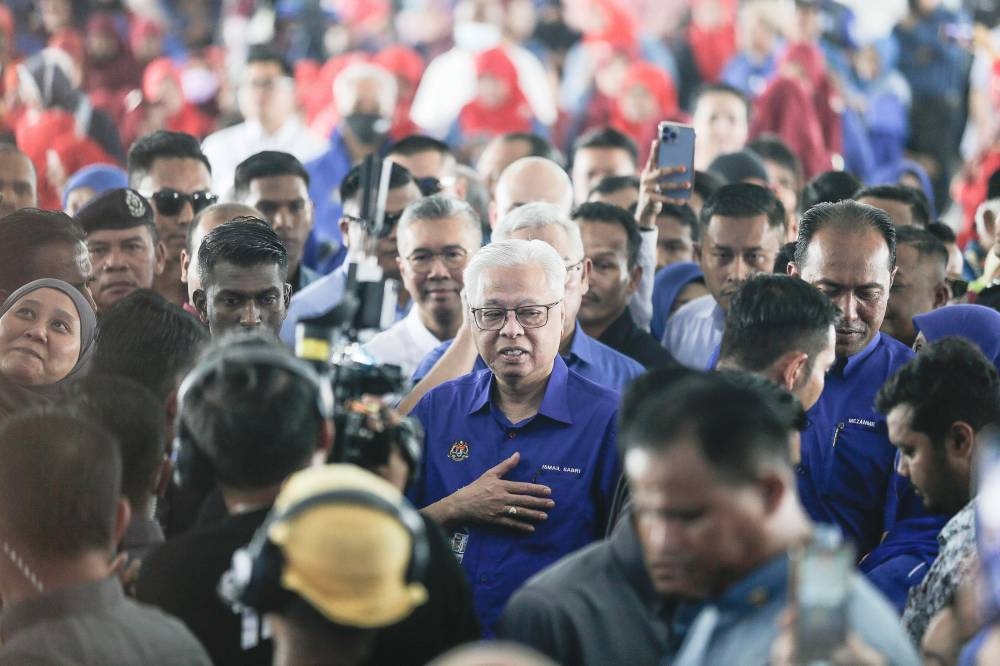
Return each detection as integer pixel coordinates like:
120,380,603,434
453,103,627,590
397,194,483,254
464,239,566,307
493,201,585,260
332,63,397,117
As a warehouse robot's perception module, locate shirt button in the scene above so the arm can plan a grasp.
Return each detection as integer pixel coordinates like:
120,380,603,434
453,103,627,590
507,431,517,439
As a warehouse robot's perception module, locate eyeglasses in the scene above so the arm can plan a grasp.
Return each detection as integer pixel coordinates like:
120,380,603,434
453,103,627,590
415,177,443,196
946,276,969,299
406,247,469,273
146,189,218,216
255,199,308,217
471,301,562,331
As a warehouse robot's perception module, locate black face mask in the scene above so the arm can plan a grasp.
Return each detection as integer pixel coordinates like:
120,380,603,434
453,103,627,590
344,112,390,145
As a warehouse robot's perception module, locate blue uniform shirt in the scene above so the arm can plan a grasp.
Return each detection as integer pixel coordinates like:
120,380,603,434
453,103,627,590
798,333,916,555
408,355,621,635
411,323,645,394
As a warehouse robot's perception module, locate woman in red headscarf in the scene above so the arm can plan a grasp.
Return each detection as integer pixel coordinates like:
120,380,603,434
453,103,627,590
373,45,425,139
84,13,141,98
449,47,540,154
610,61,681,164
120,58,215,147
750,42,842,179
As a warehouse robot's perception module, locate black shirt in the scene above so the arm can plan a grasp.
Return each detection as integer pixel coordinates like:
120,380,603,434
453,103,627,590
598,310,678,369
364,515,480,666
136,508,272,666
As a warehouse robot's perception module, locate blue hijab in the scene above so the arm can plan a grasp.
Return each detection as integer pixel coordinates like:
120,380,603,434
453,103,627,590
651,262,704,342
913,304,1000,371
61,164,129,209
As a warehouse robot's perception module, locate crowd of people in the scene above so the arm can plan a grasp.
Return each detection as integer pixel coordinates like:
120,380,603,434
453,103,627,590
1,0,1000,664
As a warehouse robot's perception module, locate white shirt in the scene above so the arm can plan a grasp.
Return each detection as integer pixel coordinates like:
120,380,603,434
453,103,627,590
628,227,657,333
201,117,327,198
361,306,444,379
409,45,556,138
660,294,725,370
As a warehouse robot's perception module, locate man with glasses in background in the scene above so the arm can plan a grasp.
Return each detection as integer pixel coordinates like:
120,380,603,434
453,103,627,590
200,47,325,198
408,238,621,636
128,130,218,307
362,194,483,378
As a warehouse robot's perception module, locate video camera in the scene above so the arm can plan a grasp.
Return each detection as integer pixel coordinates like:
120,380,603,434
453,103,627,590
294,155,421,482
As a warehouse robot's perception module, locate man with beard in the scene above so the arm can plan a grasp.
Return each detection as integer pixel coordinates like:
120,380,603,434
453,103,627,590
661,183,785,369
234,151,319,294
362,195,482,378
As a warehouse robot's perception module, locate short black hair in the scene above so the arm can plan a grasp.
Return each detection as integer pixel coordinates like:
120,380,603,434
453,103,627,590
748,135,804,189
501,132,563,165
692,82,750,118
185,202,262,254
800,170,862,212
233,151,310,200
588,175,640,200
572,201,642,269
693,169,725,204
854,184,932,228
198,217,288,283
895,225,948,272
67,375,166,517
876,337,1000,443
926,222,957,244
621,373,791,485
715,369,808,432
795,200,896,269
91,289,209,401
657,202,700,242
571,127,639,166
179,333,324,489
699,182,786,234
719,274,839,375
0,409,121,556
620,367,701,429
127,130,212,187
338,162,415,206
388,134,454,159
0,208,86,294
774,241,797,273
245,44,293,77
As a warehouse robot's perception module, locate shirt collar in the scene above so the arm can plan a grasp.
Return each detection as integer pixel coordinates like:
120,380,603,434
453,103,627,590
610,512,665,612
1,577,124,641
940,499,976,548
403,305,444,347
673,553,788,631
837,332,884,378
565,322,594,367
466,355,573,425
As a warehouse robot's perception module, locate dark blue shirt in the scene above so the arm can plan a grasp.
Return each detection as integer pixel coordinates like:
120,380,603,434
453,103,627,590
303,128,352,274
797,333,916,555
408,356,621,635
411,323,645,394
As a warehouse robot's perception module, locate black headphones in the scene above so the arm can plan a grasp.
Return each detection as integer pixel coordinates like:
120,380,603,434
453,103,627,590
172,346,335,492
218,486,430,615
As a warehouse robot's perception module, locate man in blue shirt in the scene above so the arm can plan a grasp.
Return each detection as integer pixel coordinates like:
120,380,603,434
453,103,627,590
409,239,621,635
622,373,918,665
304,63,397,274
280,163,422,347
788,200,921,556
402,203,644,413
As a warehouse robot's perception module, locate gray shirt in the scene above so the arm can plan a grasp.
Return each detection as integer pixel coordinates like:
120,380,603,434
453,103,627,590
670,555,920,666
0,576,211,665
497,516,670,666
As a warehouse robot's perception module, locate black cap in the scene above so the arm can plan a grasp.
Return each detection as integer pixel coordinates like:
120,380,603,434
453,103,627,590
76,188,155,234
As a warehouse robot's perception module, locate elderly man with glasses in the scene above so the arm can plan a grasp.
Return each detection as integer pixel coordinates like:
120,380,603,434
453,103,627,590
361,194,483,378
407,238,621,637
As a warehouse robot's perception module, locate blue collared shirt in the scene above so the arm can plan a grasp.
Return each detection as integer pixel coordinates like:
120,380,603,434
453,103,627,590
303,128,352,274
408,355,621,635
411,323,645,394
798,333,916,555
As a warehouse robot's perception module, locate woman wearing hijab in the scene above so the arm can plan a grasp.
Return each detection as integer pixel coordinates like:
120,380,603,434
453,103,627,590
610,61,680,165
912,304,1000,371
0,278,97,420
650,262,708,342
61,163,128,215
373,46,426,141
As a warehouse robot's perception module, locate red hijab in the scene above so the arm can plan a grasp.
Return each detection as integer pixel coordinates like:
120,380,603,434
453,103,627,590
582,0,639,56
610,61,680,163
458,47,533,136
686,0,736,83
373,46,425,139
84,13,141,94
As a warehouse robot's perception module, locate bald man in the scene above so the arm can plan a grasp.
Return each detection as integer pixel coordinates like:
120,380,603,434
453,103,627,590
491,157,574,228
180,202,261,306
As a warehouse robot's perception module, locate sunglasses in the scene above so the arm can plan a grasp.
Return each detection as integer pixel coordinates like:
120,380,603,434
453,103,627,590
147,189,218,216
343,211,404,238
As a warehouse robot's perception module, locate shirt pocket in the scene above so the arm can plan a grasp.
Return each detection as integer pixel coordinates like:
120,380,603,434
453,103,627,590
822,421,895,514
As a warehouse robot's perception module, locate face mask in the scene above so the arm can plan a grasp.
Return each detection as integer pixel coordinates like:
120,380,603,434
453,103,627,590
453,21,502,51
344,112,391,145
